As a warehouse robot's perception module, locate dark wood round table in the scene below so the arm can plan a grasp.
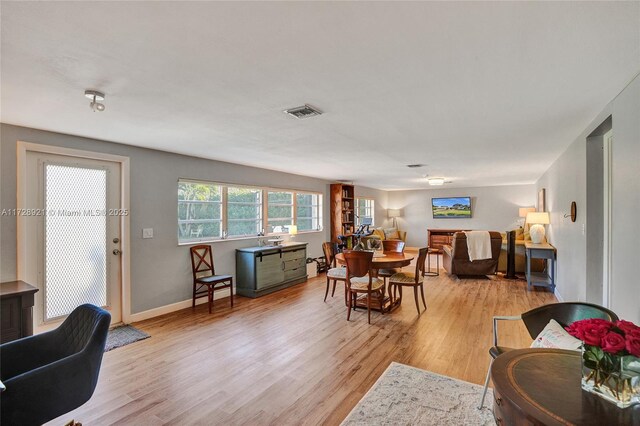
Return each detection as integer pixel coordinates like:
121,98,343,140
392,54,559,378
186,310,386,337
491,348,640,425
334,252,414,270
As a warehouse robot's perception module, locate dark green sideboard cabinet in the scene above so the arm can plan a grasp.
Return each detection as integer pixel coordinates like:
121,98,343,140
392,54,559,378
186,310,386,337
236,242,308,298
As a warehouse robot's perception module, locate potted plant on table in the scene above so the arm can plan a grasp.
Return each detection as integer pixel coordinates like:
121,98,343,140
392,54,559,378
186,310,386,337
566,318,640,408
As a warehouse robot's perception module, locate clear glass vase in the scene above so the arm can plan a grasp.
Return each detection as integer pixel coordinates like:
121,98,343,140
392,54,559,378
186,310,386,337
581,347,640,408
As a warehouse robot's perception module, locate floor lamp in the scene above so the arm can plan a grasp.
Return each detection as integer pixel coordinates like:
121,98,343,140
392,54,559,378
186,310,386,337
388,209,401,228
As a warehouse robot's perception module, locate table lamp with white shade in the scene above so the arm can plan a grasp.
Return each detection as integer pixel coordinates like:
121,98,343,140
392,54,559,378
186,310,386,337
288,224,298,240
526,212,550,244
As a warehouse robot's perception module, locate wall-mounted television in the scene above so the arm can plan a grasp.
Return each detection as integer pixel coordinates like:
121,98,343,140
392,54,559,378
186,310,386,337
432,197,472,219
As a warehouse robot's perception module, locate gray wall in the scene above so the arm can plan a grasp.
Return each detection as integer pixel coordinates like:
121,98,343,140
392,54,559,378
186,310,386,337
537,73,639,324
387,184,537,247
536,139,587,303
0,124,384,314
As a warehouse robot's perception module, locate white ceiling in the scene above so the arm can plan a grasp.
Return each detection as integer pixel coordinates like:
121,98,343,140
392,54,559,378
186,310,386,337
1,2,639,190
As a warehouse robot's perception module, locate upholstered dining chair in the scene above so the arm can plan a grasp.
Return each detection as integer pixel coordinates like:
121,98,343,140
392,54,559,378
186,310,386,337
190,245,233,314
0,304,111,426
378,240,406,299
388,247,429,315
322,242,347,302
344,250,385,324
478,302,619,409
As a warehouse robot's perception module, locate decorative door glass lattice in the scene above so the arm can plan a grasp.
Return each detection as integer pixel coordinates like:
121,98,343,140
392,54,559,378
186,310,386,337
44,163,108,321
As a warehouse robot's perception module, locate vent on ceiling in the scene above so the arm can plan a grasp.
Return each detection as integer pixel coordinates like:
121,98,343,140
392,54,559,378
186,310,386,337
284,104,323,119
406,164,426,168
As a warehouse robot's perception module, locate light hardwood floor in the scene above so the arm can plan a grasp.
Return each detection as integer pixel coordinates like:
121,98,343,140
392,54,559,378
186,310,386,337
53,260,557,425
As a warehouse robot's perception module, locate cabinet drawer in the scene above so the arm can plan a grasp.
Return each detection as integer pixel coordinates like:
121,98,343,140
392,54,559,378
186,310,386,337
493,388,520,426
284,258,305,271
283,248,306,261
431,236,449,245
284,266,306,281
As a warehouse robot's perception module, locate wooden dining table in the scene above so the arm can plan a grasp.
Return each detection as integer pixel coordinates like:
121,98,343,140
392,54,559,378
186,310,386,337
335,251,414,312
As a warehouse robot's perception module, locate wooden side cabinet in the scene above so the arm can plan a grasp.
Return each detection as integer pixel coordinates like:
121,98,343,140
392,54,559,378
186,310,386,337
427,229,469,251
236,242,308,298
525,242,556,292
1,281,39,343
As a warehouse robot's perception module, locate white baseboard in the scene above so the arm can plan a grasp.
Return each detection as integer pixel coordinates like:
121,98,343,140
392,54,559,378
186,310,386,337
128,288,233,323
554,288,564,302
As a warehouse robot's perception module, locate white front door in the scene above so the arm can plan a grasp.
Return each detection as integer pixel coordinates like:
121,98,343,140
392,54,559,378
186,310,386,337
24,151,123,327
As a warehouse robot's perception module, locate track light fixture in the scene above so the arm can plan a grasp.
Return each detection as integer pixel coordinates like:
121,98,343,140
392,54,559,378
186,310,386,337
84,90,106,112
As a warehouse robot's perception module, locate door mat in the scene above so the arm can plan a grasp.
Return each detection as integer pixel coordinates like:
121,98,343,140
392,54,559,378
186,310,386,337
105,325,149,352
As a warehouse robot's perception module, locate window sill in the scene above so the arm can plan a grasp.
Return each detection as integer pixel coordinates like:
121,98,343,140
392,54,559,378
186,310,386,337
177,229,324,246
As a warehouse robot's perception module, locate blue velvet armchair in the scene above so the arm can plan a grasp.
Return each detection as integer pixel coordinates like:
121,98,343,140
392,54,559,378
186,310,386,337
0,304,111,425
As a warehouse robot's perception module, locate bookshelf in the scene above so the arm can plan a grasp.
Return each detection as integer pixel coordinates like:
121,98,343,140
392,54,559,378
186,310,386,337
330,183,355,243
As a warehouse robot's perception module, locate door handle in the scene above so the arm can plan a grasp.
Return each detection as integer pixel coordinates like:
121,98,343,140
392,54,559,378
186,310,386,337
113,249,122,255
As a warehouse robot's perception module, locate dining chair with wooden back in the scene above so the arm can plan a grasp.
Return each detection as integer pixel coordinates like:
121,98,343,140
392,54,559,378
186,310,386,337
378,239,406,300
382,240,405,253
322,242,347,302
190,245,234,314
344,250,385,324
478,302,619,408
388,247,428,315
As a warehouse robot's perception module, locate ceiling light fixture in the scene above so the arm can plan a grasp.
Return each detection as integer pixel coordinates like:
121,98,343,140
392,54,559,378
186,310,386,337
85,90,106,112
428,178,445,186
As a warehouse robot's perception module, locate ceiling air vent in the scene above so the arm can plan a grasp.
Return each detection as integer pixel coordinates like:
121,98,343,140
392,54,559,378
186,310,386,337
406,164,426,168
284,104,323,119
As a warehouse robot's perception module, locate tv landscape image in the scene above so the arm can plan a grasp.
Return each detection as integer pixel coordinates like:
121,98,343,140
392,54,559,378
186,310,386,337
432,197,472,218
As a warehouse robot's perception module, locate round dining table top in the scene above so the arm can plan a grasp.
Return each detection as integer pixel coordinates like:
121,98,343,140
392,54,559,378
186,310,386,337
491,348,640,425
335,251,414,269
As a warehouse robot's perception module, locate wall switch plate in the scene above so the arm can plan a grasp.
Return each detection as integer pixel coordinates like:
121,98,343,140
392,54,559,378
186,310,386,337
142,228,154,239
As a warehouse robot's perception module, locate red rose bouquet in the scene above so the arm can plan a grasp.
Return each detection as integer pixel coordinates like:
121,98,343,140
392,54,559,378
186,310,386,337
566,318,640,408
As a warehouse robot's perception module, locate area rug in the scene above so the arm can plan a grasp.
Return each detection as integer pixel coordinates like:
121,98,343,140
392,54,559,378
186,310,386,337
341,362,494,426
105,325,149,352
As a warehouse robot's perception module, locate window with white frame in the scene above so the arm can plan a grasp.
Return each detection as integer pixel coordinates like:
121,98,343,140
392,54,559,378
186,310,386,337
356,198,375,226
267,191,294,234
227,186,262,237
178,181,223,241
178,180,322,243
296,192,322,232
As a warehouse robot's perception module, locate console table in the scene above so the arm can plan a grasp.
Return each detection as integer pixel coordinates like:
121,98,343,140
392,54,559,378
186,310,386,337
427,229,470,251
525,242,556,292
236,242,308,298
491,348,639,425
1,281,38,343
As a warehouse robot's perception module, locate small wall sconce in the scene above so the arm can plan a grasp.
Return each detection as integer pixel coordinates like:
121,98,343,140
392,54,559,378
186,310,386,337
564,201,577,222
